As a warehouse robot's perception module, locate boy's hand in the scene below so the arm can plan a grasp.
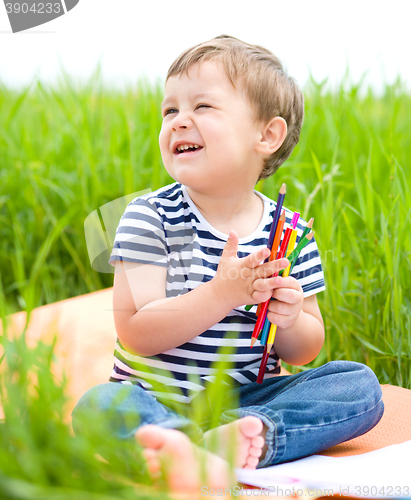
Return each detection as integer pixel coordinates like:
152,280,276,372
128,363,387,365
267,275,304,329
210,230,289,310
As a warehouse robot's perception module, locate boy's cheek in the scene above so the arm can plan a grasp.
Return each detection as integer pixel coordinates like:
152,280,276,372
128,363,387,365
158,130,169,156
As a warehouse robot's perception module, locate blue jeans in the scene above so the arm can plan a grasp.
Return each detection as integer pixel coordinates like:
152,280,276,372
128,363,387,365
72,361,384,467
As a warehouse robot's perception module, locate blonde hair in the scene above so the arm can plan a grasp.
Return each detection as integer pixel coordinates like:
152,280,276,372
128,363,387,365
166,35,304,181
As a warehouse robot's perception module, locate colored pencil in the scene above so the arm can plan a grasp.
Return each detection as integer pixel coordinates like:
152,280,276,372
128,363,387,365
269,210,286,261
250,225,293,347
282,227,298,277
251,227,292,348
285,231,315,276
261,220,299,348
290,212,300,230
247,217,312,313
279,220,315,279
258,228,314,380
266,259,292,352
266,184,286,253
260,233,315,372
247,210,285,314
301,217,314,240
259,317,271,345
265,324,277,354
244,205,286,313
257,345,270,384
281,231,314,270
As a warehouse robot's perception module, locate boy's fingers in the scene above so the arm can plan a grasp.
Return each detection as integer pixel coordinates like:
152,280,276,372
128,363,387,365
258,258,289,277
247,247,271,268
221,230,239,259
272,287,299,305
271,276,301,290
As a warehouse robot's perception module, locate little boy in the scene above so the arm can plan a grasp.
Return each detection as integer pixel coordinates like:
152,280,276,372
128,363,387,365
73,35,383,492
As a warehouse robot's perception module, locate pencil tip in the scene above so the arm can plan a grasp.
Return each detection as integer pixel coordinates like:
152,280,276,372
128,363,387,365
250,337,257,348
307,231,314,240
279,183,286,195
308,218,314,228
280,210,286,221
266,343,273,352
291,212,300,229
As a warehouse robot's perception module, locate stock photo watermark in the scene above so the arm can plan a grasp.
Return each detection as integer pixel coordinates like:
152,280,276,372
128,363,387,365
3,0,79,32
201,485,335,497
200,485,410,497
84,189,335,276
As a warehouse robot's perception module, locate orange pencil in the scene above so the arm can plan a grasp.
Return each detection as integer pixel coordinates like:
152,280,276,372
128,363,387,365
269,211,286,261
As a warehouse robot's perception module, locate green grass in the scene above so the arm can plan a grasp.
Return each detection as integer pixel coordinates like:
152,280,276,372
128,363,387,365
0,323,168,499
1,67,411,495
261,77,411,386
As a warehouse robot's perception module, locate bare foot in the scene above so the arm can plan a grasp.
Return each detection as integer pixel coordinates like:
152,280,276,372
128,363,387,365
203,416,265,469
135,425,235,493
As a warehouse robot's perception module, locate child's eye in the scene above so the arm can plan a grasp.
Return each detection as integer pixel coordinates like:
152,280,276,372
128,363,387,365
196,104,210,110
163,108,178,117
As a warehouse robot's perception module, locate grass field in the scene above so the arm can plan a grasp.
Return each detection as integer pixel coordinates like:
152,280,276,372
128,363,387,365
1,67,410,496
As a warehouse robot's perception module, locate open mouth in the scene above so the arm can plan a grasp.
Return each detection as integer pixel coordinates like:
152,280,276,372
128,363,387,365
174,144,203,155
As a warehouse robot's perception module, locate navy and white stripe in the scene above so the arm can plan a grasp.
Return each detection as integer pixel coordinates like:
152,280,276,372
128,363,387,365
109,182,325,403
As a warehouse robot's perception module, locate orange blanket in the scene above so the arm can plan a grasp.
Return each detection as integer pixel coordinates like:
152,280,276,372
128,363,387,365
3,288,411,459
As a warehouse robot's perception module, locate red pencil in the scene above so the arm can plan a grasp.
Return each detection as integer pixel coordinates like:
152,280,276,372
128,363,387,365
257,345,270,383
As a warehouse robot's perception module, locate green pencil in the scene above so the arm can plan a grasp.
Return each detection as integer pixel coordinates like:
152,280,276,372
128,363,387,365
300,218,314,241
280,231,314,276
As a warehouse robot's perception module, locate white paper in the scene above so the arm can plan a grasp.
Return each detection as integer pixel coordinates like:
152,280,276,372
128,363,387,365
236,440,411,498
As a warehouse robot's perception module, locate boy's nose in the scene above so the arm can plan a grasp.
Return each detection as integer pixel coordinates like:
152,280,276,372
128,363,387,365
171,112,192,131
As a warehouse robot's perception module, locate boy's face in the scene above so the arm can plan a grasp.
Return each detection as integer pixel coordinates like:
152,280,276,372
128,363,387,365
159,61,265,194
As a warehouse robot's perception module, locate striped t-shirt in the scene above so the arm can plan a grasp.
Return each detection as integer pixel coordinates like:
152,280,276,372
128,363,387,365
109,182,325,404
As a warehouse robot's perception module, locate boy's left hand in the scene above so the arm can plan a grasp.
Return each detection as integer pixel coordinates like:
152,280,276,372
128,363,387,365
266,276,304,330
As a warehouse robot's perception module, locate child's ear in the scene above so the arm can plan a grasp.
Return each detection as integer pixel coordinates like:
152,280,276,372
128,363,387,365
255,117,287,155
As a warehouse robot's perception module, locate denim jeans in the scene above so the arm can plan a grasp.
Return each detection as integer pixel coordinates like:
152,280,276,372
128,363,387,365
72,361,384,467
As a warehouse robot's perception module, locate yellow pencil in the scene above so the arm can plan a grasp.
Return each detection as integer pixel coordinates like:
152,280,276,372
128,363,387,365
266,324,277,352
284,229,298,275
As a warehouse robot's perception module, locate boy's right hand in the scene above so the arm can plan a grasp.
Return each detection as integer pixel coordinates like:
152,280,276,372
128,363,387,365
210,230,289,310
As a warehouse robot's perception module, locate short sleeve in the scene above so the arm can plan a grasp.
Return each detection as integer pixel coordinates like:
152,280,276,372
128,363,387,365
109,198,167,267
290,234,325,297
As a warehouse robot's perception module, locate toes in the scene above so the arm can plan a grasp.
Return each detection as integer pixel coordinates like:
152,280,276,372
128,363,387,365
145,456,161,476
142,449,162,479
142,448,159,464
205,418,266,471
251,435,265,448
135,425,168,450
249,446,263,458
239,416,264,438
245,455,259,468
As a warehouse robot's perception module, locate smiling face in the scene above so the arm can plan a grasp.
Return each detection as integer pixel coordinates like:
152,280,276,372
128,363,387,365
159,61,266,196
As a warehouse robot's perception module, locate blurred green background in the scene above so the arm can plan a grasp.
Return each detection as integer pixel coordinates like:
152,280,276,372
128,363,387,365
2,68,410,385
1,68,410,497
